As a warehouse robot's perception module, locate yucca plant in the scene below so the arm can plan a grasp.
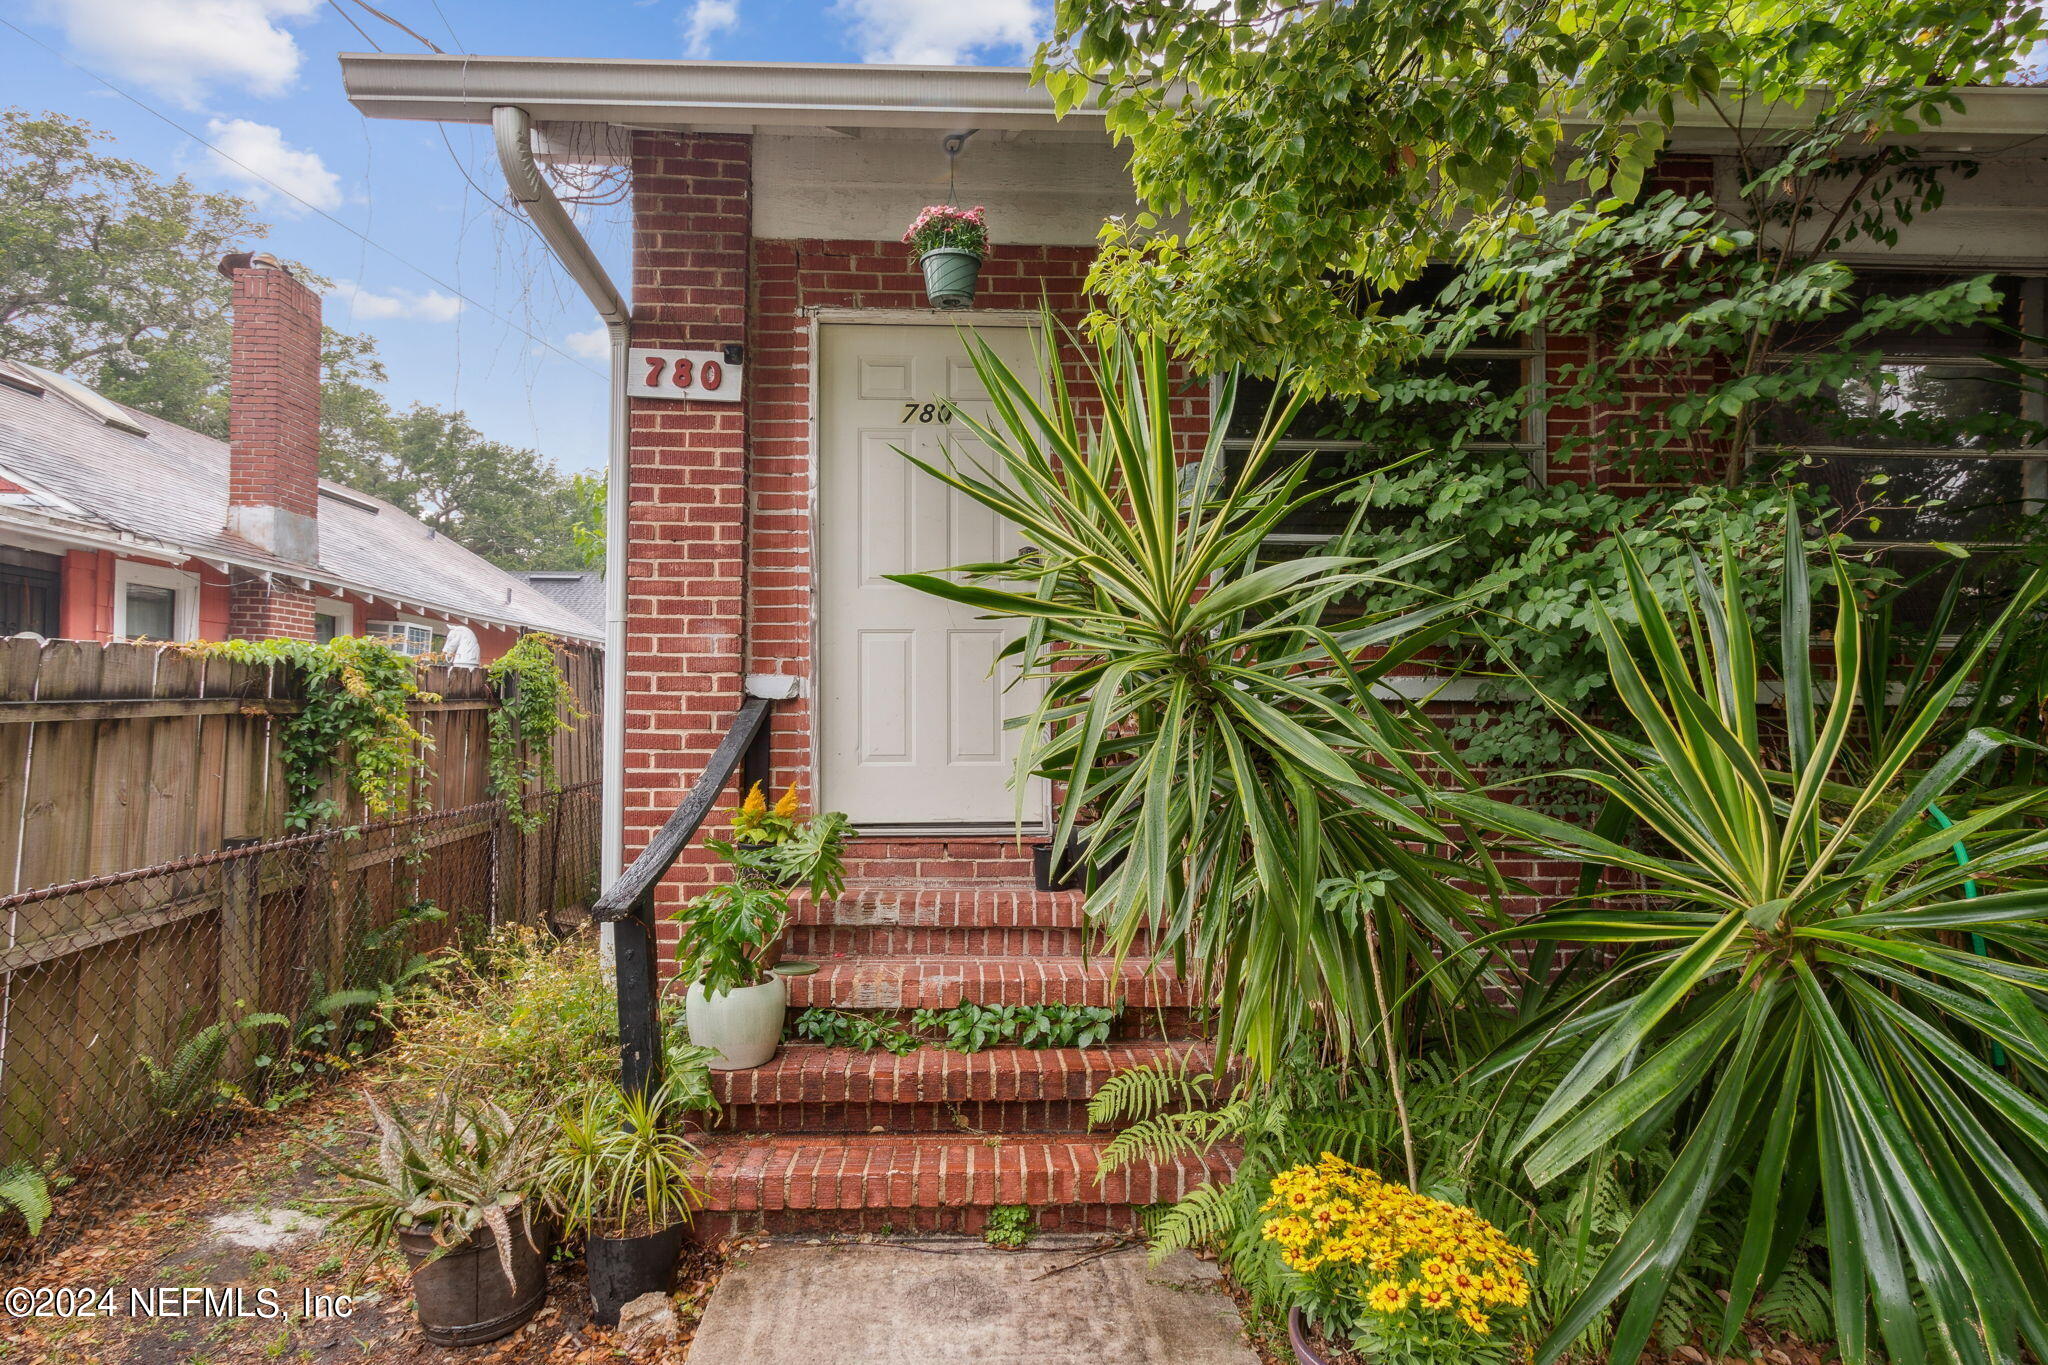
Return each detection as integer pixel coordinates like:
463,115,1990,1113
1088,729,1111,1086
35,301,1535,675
1445,510,2048,1365
539,1074,706,1240
890,322,1504,1073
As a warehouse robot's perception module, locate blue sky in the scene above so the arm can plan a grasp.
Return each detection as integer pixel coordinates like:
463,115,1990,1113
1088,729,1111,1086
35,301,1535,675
0,0,1048,474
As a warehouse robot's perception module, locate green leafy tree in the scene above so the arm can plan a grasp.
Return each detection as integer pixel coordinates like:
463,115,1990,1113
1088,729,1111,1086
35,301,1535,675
324,404,586,570
569,472,606,570
0,107,261,388
1039,0,2043,392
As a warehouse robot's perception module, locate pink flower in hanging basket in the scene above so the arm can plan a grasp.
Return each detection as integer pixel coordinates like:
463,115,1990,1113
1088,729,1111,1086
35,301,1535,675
903,204,989,257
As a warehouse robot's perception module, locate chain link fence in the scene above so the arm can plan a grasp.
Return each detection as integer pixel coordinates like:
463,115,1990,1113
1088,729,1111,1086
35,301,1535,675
0,781,599,1181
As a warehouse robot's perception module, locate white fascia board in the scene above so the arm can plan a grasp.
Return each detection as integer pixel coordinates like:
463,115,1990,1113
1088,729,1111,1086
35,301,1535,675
339,53,1107,131
339,53,2048,148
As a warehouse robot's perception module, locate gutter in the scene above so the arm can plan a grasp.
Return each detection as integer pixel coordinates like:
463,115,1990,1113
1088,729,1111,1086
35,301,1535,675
492,104,632,896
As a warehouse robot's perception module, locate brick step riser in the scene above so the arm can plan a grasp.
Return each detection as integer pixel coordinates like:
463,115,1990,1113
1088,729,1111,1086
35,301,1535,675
772,1009,1210,1041
692,1205,1151,1240
790,894,1089,931
792,981,1194,1011
785,925,1147,957
715,1099,1100,1134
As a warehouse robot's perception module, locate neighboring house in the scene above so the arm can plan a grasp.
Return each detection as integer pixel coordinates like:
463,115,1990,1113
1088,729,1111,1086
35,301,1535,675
520,570,604,630
338,57,2048,1233
0,255,598,660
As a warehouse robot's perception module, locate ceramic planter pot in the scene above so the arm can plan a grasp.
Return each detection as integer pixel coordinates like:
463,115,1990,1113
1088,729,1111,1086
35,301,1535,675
919,248,982,310
685,975,787,1070
1287,1307,1334,1365
397,1217,548,1347
585,1223,686,1326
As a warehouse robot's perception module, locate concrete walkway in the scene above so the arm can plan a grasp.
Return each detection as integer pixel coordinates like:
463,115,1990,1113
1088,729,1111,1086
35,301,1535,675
689,1237,1261,1364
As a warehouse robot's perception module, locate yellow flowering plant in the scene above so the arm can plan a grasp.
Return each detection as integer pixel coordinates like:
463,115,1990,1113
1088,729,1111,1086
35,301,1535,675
1262,1155,1535,1364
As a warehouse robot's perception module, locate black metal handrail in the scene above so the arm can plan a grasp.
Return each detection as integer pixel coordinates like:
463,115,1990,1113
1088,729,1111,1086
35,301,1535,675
595,693,776,1093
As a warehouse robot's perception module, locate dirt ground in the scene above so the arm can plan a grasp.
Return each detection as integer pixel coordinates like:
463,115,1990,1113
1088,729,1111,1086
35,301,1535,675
0,1084,728,1365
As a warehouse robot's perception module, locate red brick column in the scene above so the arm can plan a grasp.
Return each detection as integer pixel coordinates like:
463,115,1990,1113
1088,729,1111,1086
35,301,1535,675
223,258,322,566
627,132,753,926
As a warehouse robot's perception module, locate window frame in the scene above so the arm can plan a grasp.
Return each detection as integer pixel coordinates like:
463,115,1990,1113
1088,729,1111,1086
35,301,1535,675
312,599,356,643
111,559,199,641
1753,271,2048,553
1214,334,1549,550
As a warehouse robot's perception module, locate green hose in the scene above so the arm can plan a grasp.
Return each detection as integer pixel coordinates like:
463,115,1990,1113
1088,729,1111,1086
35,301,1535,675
1926,803,2004,1067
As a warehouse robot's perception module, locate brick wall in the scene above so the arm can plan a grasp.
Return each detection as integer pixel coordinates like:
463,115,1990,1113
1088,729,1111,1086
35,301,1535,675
227,573,317,640
625,131,754,928
627,138,1725,931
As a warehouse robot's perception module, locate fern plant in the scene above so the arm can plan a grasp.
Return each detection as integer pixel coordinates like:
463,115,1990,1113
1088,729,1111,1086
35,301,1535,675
0,1162,53,1237
138,1010,289,1119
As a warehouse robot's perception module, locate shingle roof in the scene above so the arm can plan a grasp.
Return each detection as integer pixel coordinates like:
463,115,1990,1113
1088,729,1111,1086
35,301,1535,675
0,365,600,642
520,570,605,627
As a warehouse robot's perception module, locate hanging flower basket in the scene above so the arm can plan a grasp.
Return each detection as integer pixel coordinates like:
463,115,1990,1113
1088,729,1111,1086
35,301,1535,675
904,204,988,311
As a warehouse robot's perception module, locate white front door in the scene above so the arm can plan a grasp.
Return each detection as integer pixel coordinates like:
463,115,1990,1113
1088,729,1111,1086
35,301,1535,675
816,322,1043,826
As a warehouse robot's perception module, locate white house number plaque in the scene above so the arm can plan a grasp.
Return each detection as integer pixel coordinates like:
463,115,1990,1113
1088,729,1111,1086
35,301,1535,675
626,348,743,402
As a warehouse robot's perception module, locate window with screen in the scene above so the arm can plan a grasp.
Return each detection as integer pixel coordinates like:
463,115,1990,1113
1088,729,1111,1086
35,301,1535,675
1756,272,2046,568
121,584,177,640
1216,267,1543,546
314,612,341,644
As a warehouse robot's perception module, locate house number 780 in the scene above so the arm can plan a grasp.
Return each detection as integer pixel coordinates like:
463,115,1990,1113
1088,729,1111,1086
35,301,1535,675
645,355,725,393
900,402,952,424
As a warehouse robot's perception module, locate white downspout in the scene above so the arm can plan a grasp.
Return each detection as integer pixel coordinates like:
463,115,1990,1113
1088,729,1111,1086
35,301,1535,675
491,106,632,943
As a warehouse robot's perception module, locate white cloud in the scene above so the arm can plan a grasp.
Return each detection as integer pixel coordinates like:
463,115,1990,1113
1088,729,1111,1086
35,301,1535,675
332,281,465,324
36,0,321,102
204,119,342,213
565,323,612,361
833,0,1045,64
681,0,739,57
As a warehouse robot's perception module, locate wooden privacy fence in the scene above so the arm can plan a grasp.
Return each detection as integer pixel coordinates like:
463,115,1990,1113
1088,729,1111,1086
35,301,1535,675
0,638,602,1171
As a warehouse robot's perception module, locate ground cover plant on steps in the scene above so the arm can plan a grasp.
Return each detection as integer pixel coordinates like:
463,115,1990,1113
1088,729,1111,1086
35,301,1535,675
791,1002,1119,1053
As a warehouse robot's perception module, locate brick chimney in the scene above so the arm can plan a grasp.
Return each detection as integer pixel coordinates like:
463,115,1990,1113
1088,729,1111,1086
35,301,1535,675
220,252,320,565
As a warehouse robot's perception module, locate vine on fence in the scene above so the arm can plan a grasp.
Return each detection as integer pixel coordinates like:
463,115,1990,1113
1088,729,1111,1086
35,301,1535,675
486,634,577,833
184,636,437,828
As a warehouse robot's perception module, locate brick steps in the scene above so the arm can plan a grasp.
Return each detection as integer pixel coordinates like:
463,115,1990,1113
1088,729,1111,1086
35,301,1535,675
785,954,1197,1011
787,923,1111,957
693,1132,1237,1237
690,852,1226,1233
785,886,1153,957
790,887,1089,929
711,1041,1213,1134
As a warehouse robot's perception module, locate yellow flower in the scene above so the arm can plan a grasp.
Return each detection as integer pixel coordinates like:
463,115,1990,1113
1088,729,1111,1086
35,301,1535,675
1415,1284,1454,1313
774,782,800,817
1365,1281,1409,1314
1458,1306,1492,1336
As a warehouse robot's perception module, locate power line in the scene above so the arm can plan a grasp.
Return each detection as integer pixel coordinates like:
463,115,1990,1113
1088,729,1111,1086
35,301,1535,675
0,14,606,379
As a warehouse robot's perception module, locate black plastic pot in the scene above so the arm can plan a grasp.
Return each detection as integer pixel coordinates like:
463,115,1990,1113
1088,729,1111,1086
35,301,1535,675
1032,834,1125,892
397,1218,548,1347
586,1223,685,1326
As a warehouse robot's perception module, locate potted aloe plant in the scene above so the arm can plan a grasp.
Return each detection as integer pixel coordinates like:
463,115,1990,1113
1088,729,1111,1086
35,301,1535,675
903,204,987,310
315,1088,551,1346
674,784,853,1070
540,1072,710,1326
